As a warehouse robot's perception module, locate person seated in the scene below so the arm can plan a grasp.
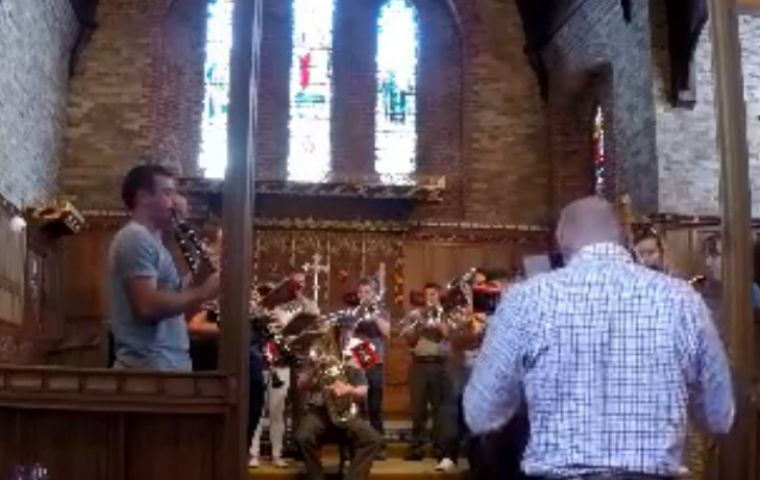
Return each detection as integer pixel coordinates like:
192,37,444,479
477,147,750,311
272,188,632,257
294,342,382,480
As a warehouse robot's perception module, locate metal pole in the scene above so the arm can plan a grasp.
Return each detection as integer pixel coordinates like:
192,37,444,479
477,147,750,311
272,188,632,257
707,0,756,478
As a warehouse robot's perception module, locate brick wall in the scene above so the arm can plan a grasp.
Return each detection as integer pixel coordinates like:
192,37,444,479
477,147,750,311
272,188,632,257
0,0,77,208
455,0,550,224
62,0,206,210
651,4,760,217
541,0,658,216
61,0,550,225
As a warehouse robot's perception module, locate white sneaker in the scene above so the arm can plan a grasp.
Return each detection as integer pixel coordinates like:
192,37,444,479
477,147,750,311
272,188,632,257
248,456,260,468
435,458,456,472
272,457,289,468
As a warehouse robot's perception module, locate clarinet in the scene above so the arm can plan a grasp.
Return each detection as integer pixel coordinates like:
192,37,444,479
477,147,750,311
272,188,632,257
172,212,219,320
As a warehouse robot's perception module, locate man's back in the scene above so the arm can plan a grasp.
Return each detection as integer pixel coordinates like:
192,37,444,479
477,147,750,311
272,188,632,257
465,243,734,478
108,221,191,371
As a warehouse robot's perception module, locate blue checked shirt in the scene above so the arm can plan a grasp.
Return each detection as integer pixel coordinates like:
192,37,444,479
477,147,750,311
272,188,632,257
463,243,734,477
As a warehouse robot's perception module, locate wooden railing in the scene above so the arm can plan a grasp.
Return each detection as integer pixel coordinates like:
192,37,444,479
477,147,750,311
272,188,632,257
0,367,237,480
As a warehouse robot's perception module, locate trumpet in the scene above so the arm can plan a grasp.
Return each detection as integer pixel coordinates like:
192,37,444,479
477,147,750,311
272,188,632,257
398,304,445,337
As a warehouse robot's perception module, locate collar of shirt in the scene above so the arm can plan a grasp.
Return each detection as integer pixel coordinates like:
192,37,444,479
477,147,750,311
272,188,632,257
568,242,633,266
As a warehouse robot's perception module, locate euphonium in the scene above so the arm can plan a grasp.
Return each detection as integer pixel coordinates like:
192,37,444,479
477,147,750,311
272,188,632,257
308,326,359,427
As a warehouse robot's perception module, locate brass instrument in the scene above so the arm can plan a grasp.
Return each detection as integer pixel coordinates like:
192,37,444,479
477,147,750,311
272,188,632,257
345,263,386,340
307,324,359,427
250,278,309,366
441,269,477,331
398,304,445,338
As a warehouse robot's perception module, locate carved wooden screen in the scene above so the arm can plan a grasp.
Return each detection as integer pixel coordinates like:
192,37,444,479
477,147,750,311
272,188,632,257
253,229,404,313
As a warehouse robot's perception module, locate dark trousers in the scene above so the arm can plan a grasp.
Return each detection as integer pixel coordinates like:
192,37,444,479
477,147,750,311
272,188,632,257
247,351,266,445
440,392,465,461
365,364,384,437
472,404,529,480
409,358,450,456
295,408,383,480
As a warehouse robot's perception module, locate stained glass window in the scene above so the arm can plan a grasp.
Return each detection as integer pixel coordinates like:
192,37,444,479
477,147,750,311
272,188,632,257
288,0,335,182
375,0,419,182
199,0,234,179
592,105,607,197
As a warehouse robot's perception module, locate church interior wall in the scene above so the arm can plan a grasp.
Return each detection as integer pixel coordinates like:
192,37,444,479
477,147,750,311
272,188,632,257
0,0,77,364
62,0,550,226
0,0,77,209
43,0,553,414
62,0,207,211
454,0,550,225
540,0,658,216
651,4,760,217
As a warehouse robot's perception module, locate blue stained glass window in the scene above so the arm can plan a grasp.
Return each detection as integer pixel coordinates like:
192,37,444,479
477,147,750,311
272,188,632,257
287,0,335,182
200,0,234,179
593,105,607,197
375,0,419,182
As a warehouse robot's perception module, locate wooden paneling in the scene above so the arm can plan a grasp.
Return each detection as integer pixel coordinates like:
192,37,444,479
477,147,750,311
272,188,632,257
0,367,233,480
60,230,113,321
0,208,26,326
125,414,221,480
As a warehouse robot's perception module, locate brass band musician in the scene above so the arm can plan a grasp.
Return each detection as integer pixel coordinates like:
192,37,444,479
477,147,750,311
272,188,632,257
250,271,319,468
402,283,451,466
349,274,391,458
294,325,383,480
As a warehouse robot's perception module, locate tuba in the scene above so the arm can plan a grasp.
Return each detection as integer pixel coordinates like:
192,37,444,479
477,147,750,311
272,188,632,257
308,325,360,427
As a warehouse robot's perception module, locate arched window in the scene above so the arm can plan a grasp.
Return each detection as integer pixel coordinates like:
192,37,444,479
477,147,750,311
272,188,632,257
287,0,336,182
592,105,607,197
375,0,419,182
199,0,234,179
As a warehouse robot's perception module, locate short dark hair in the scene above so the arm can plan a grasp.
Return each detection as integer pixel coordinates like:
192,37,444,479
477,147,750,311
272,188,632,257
423,282,441,291
633,225,663,251
121,164,174,210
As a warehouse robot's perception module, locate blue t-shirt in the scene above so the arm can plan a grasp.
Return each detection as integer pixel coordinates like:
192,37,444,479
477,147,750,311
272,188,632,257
108,221,191,372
